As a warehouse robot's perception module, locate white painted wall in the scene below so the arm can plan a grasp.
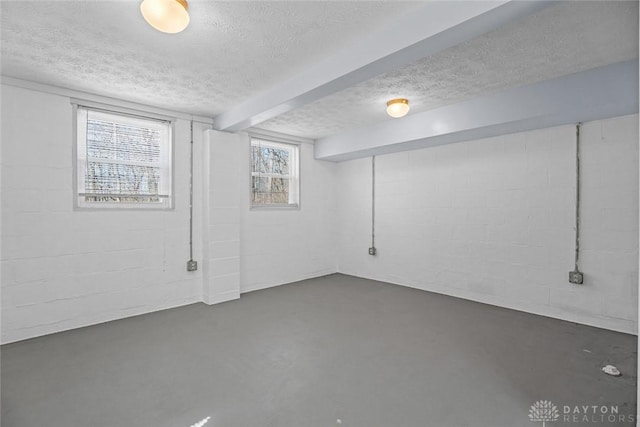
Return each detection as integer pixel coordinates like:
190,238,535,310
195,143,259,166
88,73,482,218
201,130,337,295
1,85,206,343
240,142,337,293
1,82,636,342
336,115,639,334
1,84,338,343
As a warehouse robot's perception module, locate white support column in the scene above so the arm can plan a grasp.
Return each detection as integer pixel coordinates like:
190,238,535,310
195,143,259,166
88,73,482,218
201,129,247,305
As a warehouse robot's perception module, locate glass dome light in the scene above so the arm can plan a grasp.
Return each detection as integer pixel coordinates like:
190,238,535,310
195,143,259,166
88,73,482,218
386,98,410,118
140,0,190,34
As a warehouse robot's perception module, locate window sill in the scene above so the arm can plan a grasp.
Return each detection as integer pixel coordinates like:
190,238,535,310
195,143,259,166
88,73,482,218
250,203,300,211
75,201,173,211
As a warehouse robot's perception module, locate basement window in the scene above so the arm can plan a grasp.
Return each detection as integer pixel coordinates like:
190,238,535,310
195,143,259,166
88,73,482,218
250,138,299,208
75,105,172,209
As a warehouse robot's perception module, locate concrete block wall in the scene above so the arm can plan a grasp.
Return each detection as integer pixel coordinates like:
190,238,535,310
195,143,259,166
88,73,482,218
202,131,337,297
1,85,204,343
1,83,339,343
240,142,337,293
1,81,636,342
336,115,639,334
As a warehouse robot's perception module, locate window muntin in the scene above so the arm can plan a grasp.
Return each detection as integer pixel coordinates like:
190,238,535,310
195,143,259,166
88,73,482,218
250,138,299,208
76,107,172,209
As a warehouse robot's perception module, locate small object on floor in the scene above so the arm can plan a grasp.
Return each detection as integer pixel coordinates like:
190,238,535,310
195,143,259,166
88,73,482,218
189,416,211,427
336,419,342,424
602,365,621,376
583,349,592,353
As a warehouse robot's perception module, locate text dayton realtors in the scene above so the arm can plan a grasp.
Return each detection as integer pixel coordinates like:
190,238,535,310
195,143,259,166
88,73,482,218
562,405,635,424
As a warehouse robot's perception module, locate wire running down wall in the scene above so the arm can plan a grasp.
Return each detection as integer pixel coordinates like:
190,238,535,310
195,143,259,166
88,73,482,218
336,115,639,334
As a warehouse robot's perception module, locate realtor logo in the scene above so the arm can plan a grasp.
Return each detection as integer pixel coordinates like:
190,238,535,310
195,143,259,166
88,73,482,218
529,400,560,427
528,400,635,425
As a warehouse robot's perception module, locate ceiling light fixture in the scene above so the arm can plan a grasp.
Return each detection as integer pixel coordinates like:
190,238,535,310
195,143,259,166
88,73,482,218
386,98,410,118
140,0,190,34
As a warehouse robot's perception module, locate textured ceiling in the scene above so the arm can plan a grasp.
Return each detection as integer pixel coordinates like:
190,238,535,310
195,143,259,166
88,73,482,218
1,1,638,140
257,0,639,139
0,1,421,116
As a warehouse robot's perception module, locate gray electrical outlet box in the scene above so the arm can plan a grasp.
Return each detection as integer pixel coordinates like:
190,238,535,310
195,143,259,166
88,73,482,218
187,260,198,271
569,270,583,284
368,247,377,256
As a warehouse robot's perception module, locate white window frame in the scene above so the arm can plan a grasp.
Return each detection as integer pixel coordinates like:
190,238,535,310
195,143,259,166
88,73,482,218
250,138,300,209
75,104,173,210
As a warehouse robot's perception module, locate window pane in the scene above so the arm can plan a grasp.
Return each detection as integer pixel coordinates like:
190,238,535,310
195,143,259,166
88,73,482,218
87,119,161,163
85,162,160,197
252,176,289,204
77,106,172,208
252,146,290,175
250,138,298,208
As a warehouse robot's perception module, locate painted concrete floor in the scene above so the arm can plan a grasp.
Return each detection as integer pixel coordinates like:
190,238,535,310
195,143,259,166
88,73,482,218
1,274,637,427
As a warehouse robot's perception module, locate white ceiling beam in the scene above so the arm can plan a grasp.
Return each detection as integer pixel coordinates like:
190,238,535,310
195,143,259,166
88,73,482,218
313,60,639,162
212,0,554,132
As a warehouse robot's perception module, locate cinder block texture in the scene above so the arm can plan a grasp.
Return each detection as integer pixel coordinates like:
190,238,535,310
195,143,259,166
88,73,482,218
336,115,638,334
1,86,205,343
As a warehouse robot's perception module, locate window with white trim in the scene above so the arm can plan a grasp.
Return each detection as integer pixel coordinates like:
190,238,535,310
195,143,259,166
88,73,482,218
76,106,172,209
250,138,299,208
